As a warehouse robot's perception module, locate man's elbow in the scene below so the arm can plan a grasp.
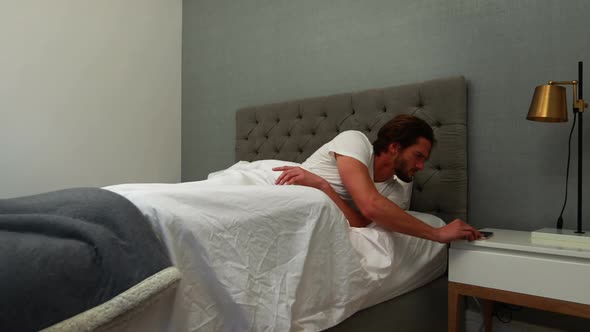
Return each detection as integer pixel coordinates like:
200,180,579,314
358,198,380,221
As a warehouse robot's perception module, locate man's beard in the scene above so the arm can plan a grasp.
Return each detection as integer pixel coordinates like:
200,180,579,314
394,158,414,182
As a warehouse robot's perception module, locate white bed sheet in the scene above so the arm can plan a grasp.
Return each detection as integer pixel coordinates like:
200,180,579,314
105,160,446,331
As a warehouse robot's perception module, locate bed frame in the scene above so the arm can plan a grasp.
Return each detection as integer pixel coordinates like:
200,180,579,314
236,75,468,330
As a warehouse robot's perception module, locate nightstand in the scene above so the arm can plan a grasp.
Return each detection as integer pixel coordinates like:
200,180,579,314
448,228,590,332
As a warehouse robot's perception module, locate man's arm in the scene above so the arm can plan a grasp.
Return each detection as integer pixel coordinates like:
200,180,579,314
273,166,372,227
336,155,480,243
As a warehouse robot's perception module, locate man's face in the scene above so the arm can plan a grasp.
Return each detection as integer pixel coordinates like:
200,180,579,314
393,137,432,182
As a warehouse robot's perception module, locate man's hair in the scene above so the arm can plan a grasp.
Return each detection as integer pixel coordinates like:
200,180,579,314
373,114,435,155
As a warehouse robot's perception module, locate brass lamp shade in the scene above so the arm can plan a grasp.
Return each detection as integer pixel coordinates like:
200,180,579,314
527,85,568,122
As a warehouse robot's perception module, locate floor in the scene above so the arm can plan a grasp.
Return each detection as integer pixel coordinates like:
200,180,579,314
464,309,566,332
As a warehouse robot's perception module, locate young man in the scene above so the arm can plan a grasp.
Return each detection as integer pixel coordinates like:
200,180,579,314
273,114,481,244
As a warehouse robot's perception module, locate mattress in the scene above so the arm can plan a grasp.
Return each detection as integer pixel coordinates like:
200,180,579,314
106,160,447,331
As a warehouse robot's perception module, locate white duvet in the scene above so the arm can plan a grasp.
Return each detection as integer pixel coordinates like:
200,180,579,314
106,160,447,332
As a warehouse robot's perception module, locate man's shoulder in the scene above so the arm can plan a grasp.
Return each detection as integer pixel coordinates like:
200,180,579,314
328,130,373,166
333,130,370,142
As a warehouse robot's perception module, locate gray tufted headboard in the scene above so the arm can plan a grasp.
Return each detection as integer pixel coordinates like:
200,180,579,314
236,76,467,223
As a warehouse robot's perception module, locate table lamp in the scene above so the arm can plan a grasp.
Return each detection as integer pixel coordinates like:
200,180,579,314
527,61,590,248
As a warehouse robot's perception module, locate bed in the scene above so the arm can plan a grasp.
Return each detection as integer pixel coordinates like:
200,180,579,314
35,75,467,331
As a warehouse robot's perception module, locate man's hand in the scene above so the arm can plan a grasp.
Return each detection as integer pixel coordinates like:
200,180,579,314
434,219,482,243
273,166,328,190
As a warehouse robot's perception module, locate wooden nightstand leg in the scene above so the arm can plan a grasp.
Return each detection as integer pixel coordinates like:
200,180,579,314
448,283,462,332
482,299,494,332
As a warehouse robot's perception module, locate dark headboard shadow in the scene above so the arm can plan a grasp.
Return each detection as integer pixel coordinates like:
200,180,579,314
235,76,467,223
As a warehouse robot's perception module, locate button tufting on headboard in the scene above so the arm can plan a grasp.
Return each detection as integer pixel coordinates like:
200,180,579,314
235,76,467,222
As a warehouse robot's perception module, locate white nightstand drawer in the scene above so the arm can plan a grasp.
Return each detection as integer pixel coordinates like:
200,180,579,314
448,228,590,332
448,228,590,305
449,247,590,305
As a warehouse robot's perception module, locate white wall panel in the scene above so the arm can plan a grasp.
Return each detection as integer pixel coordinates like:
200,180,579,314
0,0,182,197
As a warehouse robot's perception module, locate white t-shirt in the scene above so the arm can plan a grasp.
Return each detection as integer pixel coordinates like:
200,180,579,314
301,130,412,210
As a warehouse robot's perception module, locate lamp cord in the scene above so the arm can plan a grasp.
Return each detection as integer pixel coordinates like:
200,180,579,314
557,111,578,229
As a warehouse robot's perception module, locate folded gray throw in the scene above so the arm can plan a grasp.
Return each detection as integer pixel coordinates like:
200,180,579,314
0,188,171,332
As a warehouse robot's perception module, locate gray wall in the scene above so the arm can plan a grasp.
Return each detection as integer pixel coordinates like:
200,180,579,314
0,0,182,198
182,0,590,231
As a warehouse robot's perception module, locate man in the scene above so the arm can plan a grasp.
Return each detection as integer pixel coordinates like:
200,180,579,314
273,114,481,243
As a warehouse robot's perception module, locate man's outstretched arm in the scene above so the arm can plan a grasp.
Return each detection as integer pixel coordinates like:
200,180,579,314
336,155,480,243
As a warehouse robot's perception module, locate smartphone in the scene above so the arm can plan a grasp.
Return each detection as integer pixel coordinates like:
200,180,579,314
479,231,494,239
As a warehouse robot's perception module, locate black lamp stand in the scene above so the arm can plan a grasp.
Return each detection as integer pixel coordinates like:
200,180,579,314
576,61,584,234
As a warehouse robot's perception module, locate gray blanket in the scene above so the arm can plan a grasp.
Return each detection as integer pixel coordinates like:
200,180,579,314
0,187,171,332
